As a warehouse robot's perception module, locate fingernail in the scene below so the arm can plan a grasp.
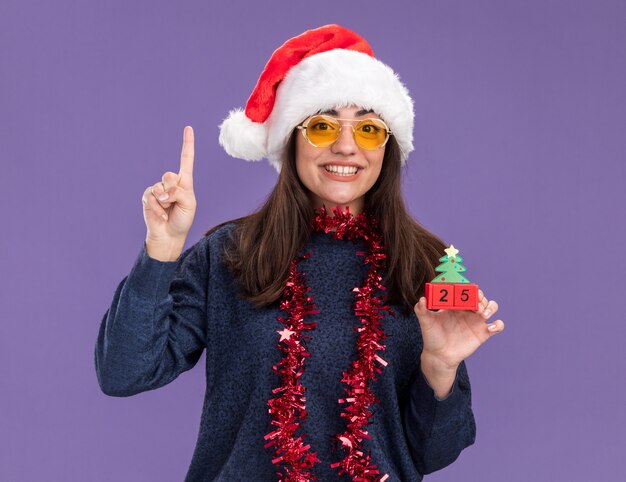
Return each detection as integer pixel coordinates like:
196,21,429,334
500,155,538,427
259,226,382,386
161,214,168,221
158,193,169,201
488,324,497,331
484,310,491,317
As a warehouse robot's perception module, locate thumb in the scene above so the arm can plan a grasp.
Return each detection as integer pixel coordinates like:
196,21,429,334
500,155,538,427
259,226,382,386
414,297,435,331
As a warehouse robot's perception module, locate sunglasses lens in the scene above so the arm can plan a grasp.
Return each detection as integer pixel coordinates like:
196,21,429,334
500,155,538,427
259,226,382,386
302,115,390,149
354,119,389,150
305,116,340,147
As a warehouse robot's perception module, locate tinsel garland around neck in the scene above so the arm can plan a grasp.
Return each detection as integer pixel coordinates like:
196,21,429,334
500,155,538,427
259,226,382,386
264,205,393,482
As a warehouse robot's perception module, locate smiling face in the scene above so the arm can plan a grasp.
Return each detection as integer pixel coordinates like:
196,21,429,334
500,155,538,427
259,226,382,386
295,106,386,215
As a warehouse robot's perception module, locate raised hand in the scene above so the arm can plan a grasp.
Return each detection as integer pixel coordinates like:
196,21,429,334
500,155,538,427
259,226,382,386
141,126,197,261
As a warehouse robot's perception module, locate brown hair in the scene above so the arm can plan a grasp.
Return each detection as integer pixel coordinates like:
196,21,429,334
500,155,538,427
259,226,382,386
204,131,447,316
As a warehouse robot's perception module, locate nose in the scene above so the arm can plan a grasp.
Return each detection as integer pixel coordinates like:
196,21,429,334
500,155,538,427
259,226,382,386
330,124,358,156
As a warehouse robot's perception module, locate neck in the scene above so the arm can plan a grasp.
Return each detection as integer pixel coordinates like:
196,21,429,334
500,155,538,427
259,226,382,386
309,196,365,216
315,203,364,217
315,204,355,221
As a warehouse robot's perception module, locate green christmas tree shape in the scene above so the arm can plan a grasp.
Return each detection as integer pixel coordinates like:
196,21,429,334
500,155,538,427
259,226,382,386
431,244,471,283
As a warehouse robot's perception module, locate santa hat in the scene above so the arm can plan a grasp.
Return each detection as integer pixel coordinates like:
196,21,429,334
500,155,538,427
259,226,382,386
218,24,414,172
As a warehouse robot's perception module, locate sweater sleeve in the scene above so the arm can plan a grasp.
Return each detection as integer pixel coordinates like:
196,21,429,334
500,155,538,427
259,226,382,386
95,237,209,397
402,359,476,475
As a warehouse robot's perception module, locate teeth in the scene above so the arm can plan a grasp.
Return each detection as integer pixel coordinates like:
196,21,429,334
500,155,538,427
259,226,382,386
324,165,358,176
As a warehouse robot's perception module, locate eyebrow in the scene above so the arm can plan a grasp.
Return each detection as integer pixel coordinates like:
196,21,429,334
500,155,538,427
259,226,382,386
319,108,375,117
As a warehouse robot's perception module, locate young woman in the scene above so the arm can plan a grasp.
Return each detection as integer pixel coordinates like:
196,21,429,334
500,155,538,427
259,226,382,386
96,25,504,482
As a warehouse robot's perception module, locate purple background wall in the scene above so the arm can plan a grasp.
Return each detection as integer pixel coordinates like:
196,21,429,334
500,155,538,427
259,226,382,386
2,0,625,480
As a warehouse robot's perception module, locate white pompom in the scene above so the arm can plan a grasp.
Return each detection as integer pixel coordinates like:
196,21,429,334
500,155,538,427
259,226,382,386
218,109,268,161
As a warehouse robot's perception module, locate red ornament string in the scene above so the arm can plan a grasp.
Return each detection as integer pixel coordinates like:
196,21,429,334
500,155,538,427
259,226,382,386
264,206,393,482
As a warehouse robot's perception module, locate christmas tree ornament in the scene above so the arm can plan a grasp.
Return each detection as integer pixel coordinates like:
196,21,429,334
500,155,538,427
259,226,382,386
425,244,479,310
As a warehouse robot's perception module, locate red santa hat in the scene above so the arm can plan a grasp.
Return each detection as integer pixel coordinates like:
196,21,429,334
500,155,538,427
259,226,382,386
218,24,414,172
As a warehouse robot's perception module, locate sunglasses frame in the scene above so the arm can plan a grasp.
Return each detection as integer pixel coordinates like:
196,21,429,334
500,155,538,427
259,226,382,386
296,114,393,150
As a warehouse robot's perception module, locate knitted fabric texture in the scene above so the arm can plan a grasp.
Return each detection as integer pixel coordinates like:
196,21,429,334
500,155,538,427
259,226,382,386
95,223,476,481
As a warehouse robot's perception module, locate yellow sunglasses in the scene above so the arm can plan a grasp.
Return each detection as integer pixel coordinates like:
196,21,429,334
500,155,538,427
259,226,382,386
296,114,392,150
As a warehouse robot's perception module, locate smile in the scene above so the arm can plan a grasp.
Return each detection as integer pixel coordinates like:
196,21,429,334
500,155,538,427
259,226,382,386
323,165,359,176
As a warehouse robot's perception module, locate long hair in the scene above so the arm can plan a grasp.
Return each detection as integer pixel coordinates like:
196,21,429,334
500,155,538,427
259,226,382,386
204,131,447,316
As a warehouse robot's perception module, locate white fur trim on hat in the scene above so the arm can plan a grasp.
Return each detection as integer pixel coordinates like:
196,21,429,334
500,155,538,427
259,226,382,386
218,108,268,161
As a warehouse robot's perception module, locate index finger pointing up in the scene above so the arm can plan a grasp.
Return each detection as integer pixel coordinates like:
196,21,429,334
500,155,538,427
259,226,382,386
178,126,195,189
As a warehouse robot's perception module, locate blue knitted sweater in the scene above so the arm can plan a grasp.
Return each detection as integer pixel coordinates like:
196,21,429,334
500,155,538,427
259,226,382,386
95,223,476,481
